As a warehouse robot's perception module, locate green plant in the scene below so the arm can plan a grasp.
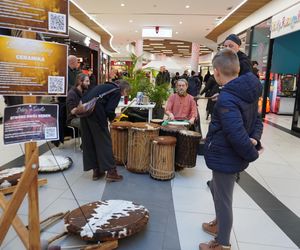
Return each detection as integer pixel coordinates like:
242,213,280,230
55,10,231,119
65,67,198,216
124,54,171,107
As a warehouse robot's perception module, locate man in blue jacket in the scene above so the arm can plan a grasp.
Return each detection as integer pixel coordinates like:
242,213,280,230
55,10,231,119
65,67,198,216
199,49,263,250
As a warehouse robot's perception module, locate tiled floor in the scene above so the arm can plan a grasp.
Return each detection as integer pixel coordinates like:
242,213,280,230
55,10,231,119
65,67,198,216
0,99,300,250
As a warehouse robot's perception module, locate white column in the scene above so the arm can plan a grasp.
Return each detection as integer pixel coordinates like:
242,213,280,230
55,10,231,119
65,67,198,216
190,42,200,72
135,39,143,70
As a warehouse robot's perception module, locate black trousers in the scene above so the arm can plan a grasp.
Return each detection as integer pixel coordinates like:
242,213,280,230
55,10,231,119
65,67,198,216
81,117,115,173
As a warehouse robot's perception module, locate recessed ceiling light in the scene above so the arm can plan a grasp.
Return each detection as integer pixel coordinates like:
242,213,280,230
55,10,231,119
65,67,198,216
135,30,138,33
129,20,133,23
121,3,125,7
227,6,233,11
179,21,183,24
175,31,178,34
185,5,190,8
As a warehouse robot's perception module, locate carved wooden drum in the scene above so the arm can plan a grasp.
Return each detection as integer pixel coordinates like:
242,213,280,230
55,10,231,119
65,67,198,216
175,130,201,168
150,136,176,180
64,200,149,242
127,122,160,173
150,119,164,125
0,167,25,189
159,124,187,138
110,121,132,165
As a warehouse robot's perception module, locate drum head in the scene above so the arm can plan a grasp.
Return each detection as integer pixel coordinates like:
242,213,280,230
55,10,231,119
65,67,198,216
111,121,132,129
161,124,187,132
179,130,202,138
131,122,160,130
38,155,73,173
168,120,190,126
150,119,164,125
65,200,149,242
0,167,25,188
153,136,177,145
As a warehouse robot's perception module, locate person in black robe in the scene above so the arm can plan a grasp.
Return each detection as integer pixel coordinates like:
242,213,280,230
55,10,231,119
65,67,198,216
80,80,131,181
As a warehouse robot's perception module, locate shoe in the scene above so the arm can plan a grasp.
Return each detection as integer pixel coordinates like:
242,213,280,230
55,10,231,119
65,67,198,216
206,180,211,187
199,240,231,250
92,169,105,181
106,168,123,182
202,219,218,237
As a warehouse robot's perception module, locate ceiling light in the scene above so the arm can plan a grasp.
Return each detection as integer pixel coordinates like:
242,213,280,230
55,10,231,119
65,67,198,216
149,43,164,46
135,30,138,33
177,45,190,48
179,21,183,24
169,42,184,45
121,3,125,7
185,5,190,8
175,31,178,34
129,20,133,23
217,0,248,27
143,45,150,47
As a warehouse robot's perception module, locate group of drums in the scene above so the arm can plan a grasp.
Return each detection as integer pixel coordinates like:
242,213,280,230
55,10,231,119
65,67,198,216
110,120,201,181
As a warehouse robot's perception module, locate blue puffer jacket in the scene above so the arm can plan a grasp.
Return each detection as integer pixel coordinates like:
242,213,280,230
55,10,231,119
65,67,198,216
204,72,263,174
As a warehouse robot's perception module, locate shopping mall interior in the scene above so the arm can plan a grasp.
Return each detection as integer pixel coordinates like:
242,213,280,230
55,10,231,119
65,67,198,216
0,0,300,250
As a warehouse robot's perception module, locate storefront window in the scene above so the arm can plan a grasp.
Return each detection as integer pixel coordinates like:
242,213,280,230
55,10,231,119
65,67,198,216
250,19,271,82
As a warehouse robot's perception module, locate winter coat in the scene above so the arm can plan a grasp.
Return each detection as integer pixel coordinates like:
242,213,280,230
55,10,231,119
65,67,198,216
237,51,253,76
204,72,263,174
187,75,201,97
66,87,82,124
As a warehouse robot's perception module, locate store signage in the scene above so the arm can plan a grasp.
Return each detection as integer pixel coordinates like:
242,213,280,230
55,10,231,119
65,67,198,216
0,35,68,96
3,104,59,145
0,0,69,36
271,3,300,39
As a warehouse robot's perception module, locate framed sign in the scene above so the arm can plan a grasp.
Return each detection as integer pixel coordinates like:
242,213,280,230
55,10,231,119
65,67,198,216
3,104,59,145
0,0,69,36
0,35,68,96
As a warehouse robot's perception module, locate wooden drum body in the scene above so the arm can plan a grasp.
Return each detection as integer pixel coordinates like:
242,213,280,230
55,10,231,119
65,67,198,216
110,121,132,165
176,130,201,168
127,122,160,173
150,136,176,180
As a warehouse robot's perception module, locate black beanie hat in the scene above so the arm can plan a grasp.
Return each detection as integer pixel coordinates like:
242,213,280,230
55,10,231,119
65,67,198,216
224,34,241,46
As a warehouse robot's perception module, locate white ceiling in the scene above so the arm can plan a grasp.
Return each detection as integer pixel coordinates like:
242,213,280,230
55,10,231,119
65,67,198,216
73,0,244,57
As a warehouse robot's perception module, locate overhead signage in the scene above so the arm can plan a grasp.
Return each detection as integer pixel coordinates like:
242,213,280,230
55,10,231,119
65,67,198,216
3,104,59,145
271,2,300,39
0,0,69,36
0,35,68,96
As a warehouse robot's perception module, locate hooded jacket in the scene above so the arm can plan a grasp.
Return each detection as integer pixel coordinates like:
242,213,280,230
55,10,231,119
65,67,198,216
237,51,253,76
204,72,263,173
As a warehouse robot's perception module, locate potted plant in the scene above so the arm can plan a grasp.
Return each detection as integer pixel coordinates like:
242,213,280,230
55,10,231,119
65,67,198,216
124,54,171,120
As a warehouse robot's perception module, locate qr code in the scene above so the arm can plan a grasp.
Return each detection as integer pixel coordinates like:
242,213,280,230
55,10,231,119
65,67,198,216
48,12,66,33
48,76,65,94
45,127,57,139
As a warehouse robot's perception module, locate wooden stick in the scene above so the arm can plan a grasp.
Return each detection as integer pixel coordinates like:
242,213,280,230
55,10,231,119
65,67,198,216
40,211,70,232
84,241,118,250
0,193,29,249
0,147,38,246
0,178,48,195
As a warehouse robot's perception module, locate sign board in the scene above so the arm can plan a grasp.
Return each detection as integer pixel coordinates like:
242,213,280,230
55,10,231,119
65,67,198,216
271,2,300,39
3,104,59,145
0,35,68,96
0,0,69,36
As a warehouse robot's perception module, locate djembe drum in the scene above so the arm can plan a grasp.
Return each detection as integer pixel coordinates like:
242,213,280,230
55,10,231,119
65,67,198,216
64,200,149,242
176,130,201,168
110,121,132,165
150,119,164,125
127,122,160,173
150,136,176,180
159,124,187,138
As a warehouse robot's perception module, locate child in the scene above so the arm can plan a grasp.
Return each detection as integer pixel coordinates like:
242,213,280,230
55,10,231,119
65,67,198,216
199,48,263,250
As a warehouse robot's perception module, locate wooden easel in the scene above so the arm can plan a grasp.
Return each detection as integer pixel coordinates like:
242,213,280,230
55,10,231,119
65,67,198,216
0,31,41,249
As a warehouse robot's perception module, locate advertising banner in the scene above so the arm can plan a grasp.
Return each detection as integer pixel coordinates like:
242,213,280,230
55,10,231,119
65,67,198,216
0,0,68,36
3,104,59,145
0,35,67,96
271,2,300,39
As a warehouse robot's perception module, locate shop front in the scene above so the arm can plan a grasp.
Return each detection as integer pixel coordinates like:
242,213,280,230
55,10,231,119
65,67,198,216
265,3,300,132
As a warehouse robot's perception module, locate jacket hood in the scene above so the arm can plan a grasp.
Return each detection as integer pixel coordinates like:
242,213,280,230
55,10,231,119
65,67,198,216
222,72,262,103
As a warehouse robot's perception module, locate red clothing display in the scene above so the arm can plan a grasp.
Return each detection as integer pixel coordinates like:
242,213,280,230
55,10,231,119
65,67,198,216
165,93,197,120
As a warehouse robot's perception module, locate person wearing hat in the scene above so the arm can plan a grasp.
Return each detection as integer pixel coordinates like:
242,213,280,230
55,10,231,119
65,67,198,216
223,34,253,76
